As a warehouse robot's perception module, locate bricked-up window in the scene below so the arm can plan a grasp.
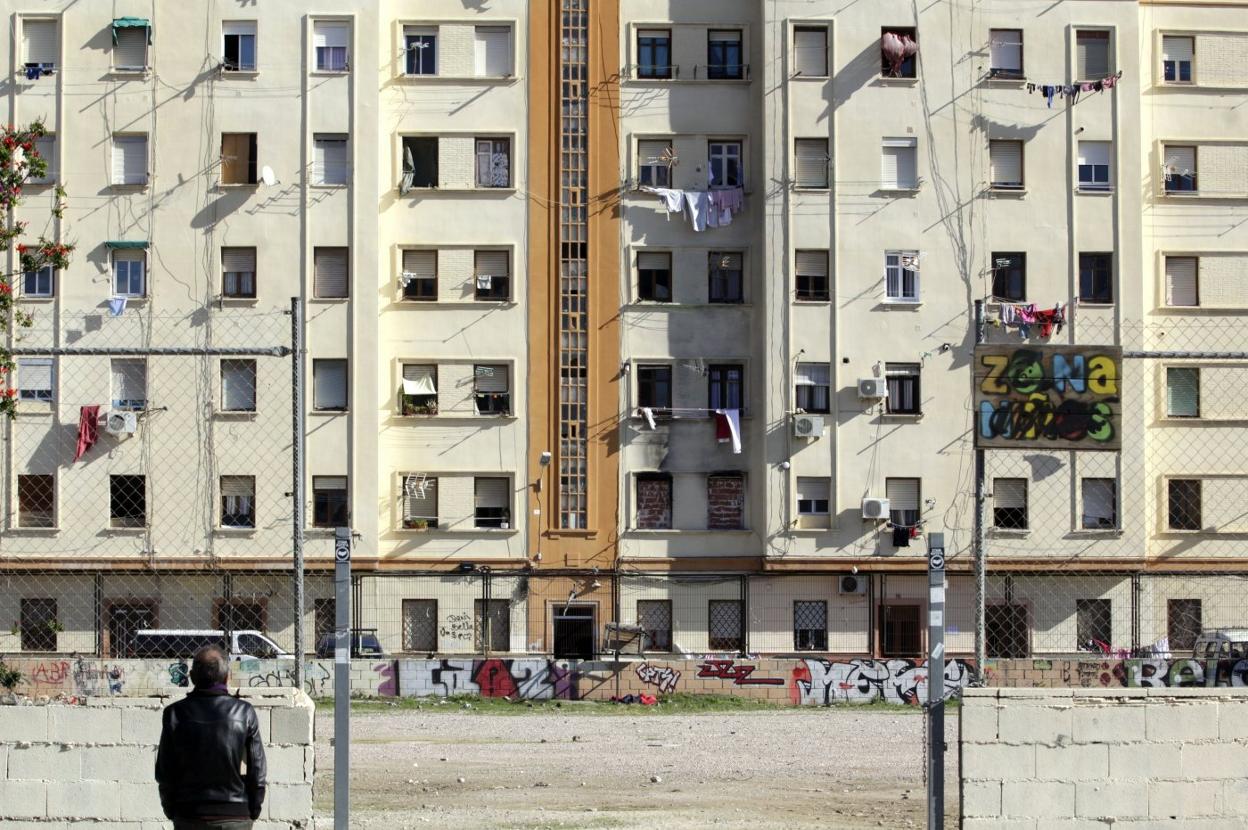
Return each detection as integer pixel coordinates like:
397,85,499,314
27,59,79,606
1076,598,1112,651
20,598,57,651
474,598,510,652
1167,598,1202,652
636,365,672,410
986,604,1029,658
637,600,672,651
635,473,672,530
992,478,1028,530
402,599,438,652
708,600,743,651
1168,478,1202,530
881,604,921,656
793,601,827,651
110,474,146,528
221,133,258,185
706,473,745,530
17,474,55,528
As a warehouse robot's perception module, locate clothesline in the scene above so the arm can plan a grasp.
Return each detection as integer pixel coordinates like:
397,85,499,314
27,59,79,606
1025,70,1124,108
640,185,745,232
990,301,1067,339
636,406,742,454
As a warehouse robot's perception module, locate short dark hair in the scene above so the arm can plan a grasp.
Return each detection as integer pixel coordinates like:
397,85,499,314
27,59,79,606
190,645,230,688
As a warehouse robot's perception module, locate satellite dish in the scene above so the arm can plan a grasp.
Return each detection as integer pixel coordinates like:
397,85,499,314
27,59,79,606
259,165,278,187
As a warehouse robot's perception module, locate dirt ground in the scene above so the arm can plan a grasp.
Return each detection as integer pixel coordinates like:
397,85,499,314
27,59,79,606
313,705,960,829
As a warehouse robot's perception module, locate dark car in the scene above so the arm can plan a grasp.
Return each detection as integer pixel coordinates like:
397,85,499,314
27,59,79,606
315,628,386,658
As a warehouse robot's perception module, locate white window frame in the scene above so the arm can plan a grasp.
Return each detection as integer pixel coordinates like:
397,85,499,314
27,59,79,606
404,25,437,76
708,140,744,189
313,134,349,186
111,358,147,411
111,134,148,186
22,264,54,298
792,26,828,78
1161,34,1194,85
313,21,350,73
112,250,147,298
313,359,349,412
1164,255,1198,308
884,251,920,303
1077,140,1112,191
220,359,258,413
881,137,918,190
222,21,257,72
794,138,829,189
17,357,54,402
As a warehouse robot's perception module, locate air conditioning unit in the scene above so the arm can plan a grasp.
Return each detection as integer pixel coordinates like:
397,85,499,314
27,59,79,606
861,497,890,520
792,414,825,439
105,411,138,437
839,575,867,595
858,378,888,399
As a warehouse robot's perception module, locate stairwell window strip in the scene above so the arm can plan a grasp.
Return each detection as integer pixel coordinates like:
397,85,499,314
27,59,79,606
222,21,256,72
313,21,349,72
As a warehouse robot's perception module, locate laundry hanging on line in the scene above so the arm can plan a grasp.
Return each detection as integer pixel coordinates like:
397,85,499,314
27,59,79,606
1024,70,1124,107
714,408,742,454
995,302,1067,340
642,186,744,233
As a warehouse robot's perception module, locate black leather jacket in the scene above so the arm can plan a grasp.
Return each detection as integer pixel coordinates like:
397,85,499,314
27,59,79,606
155,688,267,820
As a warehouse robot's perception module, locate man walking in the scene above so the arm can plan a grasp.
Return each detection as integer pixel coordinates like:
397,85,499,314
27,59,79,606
156,645,267,829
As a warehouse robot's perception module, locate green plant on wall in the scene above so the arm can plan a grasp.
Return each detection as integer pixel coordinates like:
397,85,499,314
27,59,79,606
0,660,22,691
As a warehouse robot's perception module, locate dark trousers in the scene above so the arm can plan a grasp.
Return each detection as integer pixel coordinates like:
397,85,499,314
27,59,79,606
173,821,253,830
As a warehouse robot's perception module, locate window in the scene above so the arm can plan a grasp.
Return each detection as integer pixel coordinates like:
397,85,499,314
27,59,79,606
404,26,436,76
886,477,920,530
881,138,918,189
220,475,256,528
314,21,349,72
474,477,510,529
401,136,438,190
1081,478,1118,529
22,265,54,298
637,252,671,302
221,359,257,412
989,28,1022,78
312,476,348,527
793,26,828,77
881,27,917,78
312,359,348,411
637,29,672,79
111,135,148,185
22,19,57,70
885,251,920,303
401,250,437,301
1079,253,1113,304
794,139,829,188
221,133,258,185
989,140,1024,189
110,474,146,528
475,138,511,188
112,20,149,71
473,26,511,76
795,250,829,301
1077,141,1112,191
794,601,828,650
638,139,673,188
881,604,921,656
1166,367,1200,418
111,359,146,410
473,364,510,415
993,478,1028,529
1168,479,1202,531
708,600,743,651
402,474,438,528
1167,599,1202,651
473,598,510,651
313,134,348,186
795,363,830,414
708,141,743,188
885,363,920,415
400,364,437,415
637,600,672,651
708,251,744,303
223,21,257,71
222,247,256,298
402,599,437,652
1076,598,1112,650
112,249,146,298
20,598,57,651
986,604,1029,658
708,364,743,410
474,250,510,300
1075,30,1111,81
314,247,349,299
1165,256,1198,307
1162,35,1193,83
17,474,54,528
796,478,831,530
1164,145,1197,193
707,30,743,80
636,364,672,409
706,473,745,530
636,473,672,530
216,602,264,634
17,358,53,402
28,135,55,184
991,252,1025,302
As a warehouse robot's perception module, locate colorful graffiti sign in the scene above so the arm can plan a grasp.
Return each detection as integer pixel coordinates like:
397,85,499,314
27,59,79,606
974,345,1122,450
790,658,973,706
697,660,784,686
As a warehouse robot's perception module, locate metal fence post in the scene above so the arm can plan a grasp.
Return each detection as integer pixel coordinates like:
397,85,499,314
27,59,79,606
973,299,988,680
291,297,306,687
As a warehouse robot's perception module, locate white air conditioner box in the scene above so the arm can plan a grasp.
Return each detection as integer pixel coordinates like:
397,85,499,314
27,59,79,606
861,497,890,520
839,575,867,595
792,414,825,439
858,378,888,399
105,410,138,436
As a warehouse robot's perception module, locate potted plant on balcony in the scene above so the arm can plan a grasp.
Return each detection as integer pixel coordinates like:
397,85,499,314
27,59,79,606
404,518,430,531
400,397,438,416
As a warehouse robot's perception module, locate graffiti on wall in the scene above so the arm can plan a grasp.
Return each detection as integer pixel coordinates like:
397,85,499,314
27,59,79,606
790,659,974,706
697,660,784,686
399,658,579,700
635,662,681,694
242,662,331,697
974,345,1122,450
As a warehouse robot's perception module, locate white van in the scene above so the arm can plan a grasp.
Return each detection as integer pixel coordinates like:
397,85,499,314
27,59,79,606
132,629,290,660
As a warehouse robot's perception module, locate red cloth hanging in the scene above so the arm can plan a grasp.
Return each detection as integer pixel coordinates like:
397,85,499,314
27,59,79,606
73,405,100,462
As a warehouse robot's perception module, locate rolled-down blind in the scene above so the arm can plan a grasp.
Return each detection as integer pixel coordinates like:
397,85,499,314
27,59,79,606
885,478,919,511
313,22,347,49
222,247,255,273
797,477,830,502
23,19,57,65
19,359,52,392
1083,479,1116,523
795,250,828,277
313,360,347,410
990,140,1023,185
994,478,1027,509
1166,145,1196,177
474,364,509,393
474,477,509,508
1077,31,1110,80
795,139,828,187
881,138,917,188
314,248,348,298
474,250,509,277
1078,141,1110,169
1165,256,1198,306
113,136,146,184
221,360,256,410
316,475,347,490
314,136,347,185
404,476,436,518
989,30,1021,71
403,250,436,277
1162,35,1193,65
114,26,147,68
795,363,829,386
636,252,669,271
402,364,436,396
474,26,511,76
112,359,146,402
1167,367,1199,416
793,27,827,76
29,135,54,183
221,476,254,497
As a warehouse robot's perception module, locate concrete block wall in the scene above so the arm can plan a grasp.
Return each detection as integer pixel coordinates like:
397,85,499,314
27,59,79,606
961,686,1248,827
0,689,314,828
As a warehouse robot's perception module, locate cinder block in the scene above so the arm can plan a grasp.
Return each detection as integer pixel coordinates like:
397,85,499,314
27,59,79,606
961,780,1002,817
1148,779,1222,818
1109,742,1182,780
264,744,310,784
1072,702,1146,743
46,780,122,820
1183,742,1248,779
119,781,167,821
270,704,313,746
1146,701,1219,741
0,705,48,742
1075,780,1148,819
998,705,1074,745
82,745,157,782
9,743,81,780
962,820,1034,830
1036,744,1109,781
0,780,47,819
1219,701,1248,740
1001,781,1075,818
265,782,313,820
49,705,123,743
964,744,1035,780
0,823,69,830
254,707,271,742
961,702,999,742
121,707,164,745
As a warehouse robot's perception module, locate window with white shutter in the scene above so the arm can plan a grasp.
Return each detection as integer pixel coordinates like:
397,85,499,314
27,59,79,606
18,358,53,402
881,138,917,189
28,135,54,184
1076,30,1111,81
111,358,147,410
1165,256,1199,307
1166,367,1200,418
220,475,255,528
474,364,510,415
475,138,510,187
885,477,920,527
794,138,829,188
1162,35,1193,83
23,19,57,68
223,21,257,72
474,250,510,300
989,29,1022,77
793,27,828,77
313,135,348,185
796,477,831,528
989,140,1024,189
221,359,257,412
400,364,437,414
313,21,349,72
1077,141,1112,190
112,135,148,185
795,250,829,301
313,359,348,411
402,249,437,301
474,26,511,76
992,478,1028,529
314,247,349,299
222,247,256,298
113,23,149,71
474,477,511,528
403,475,438,527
